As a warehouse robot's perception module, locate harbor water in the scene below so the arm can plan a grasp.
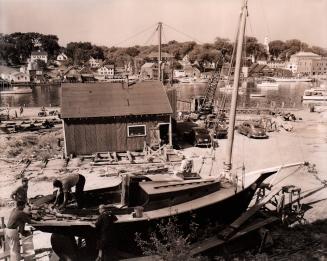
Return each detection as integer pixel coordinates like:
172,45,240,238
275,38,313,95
0,82,315,108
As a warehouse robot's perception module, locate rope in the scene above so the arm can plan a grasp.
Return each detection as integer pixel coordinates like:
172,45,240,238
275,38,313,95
143,27,158,46
111,23,157,47
162,23,204,44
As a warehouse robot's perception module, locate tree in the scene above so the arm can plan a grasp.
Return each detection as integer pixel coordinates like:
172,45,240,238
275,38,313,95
125,47,140,57
269,40,286,59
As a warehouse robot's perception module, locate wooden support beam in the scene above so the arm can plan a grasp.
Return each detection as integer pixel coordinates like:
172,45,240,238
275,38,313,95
112,152,118,162
126,151,133,163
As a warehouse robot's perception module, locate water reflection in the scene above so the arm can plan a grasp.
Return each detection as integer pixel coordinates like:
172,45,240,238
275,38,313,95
0,85,61,107
0,82,314,108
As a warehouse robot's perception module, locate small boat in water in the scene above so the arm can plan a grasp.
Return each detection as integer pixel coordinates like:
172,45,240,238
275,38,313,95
302,87,327,101
269,77,312,82
250,93,266,98
0,86,32,94
256,79,279,88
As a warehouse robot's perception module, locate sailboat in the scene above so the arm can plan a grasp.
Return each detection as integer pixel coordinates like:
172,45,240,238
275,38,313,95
30,0,304,257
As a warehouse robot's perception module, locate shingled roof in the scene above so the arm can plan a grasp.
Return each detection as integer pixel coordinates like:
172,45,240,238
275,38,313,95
61,81,172,119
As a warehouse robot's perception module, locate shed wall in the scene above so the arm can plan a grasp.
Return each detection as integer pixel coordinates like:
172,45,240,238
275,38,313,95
64,115,170,155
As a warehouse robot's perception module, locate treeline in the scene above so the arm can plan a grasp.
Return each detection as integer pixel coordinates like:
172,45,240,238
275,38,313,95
1,32,326,68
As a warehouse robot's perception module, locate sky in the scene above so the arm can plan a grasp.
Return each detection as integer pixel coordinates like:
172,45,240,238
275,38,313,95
1,0,327,48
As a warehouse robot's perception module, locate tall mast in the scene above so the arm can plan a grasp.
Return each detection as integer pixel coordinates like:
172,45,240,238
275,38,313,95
224,0,248,176
158,22,162,82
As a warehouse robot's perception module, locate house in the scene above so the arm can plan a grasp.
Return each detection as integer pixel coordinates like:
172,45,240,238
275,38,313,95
173,69,186,78
63,66,82,82
56,53,68,65
57,53,68,61
0,65,30,83
89,57,103,68
31,50,48,64
97,64,115,78
61,81,173,156
140,63,158,80
248,63,274,77
288,51,321,75
183,64,201,78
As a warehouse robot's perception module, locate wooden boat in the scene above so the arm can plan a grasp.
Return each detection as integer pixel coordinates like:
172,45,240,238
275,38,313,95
29,1,305,258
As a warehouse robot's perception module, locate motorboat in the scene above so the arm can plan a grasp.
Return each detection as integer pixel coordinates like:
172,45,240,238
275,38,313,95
302,88,327,101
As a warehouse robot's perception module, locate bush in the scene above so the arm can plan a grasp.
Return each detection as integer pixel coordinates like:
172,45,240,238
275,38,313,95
135,217,206,261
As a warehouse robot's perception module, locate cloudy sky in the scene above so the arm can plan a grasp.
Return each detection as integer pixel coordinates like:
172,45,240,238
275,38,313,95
1,0,327,48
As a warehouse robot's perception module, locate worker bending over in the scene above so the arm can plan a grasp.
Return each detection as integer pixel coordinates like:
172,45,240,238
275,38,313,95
53,173,85,209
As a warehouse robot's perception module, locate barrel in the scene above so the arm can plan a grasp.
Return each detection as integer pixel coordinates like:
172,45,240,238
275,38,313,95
134,206,144,218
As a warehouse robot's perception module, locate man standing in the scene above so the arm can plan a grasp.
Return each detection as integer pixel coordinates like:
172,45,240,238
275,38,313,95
53,173,85,209
5,201,31,261
11,178,29,206
95,205,118,261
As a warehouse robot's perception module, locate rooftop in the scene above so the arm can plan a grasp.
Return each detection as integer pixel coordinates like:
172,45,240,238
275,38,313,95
292,52,321,57
0,65,18,74
31,51,48,56
61,81,172,118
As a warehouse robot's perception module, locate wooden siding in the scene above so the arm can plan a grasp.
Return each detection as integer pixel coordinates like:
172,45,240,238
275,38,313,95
64,115,170,156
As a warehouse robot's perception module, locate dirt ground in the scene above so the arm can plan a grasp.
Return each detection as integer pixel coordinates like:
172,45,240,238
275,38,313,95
1,107,327,259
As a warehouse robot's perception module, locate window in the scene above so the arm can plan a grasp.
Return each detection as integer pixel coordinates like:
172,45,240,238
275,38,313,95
128,125,146,137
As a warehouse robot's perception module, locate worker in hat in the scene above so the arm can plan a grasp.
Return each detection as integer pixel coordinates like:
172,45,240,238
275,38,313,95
11,178,29,206
95,205,118,261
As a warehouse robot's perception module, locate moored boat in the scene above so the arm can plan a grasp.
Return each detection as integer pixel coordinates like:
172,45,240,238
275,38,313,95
302,88,327,101
269,77,312,82
0,86,32,94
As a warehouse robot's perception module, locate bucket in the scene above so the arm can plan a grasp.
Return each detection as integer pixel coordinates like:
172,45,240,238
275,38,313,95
134,206,144,218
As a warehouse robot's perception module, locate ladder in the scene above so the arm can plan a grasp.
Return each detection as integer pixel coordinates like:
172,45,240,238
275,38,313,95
198,53,226,115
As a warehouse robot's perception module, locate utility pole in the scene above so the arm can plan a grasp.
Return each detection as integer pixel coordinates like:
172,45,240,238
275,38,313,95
158,22,162,82
224,0,248,176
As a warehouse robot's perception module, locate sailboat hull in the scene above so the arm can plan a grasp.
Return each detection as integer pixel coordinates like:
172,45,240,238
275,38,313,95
32,170,275,253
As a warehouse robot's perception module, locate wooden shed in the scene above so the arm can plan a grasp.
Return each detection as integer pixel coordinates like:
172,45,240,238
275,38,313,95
61,81,173,156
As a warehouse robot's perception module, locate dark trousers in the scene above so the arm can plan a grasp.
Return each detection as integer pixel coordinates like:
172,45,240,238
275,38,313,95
75,174,85,208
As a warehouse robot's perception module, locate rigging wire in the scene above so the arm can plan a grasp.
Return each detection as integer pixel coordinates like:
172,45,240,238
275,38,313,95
162,23,204,44
111,23,157,47
143,27,158,46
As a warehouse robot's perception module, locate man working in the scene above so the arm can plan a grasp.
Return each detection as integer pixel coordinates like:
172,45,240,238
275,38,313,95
95,205,118,261
10,178,29,206
53,173,85,209
5,201,31,261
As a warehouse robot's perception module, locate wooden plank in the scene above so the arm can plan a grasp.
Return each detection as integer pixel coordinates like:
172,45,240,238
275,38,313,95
126,151,133,163
190,216,279,256
112,152,118,162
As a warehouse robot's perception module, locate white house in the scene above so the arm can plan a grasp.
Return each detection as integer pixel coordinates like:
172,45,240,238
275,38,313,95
89,57,103,68
57,53,68,61
31,50,48,64
54,53,68,66
0,66,30,82
173,69,186,78
97,65,115,78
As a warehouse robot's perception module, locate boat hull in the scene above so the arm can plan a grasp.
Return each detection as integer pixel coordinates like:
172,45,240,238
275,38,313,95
302,96,327,101
32,170,275,251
